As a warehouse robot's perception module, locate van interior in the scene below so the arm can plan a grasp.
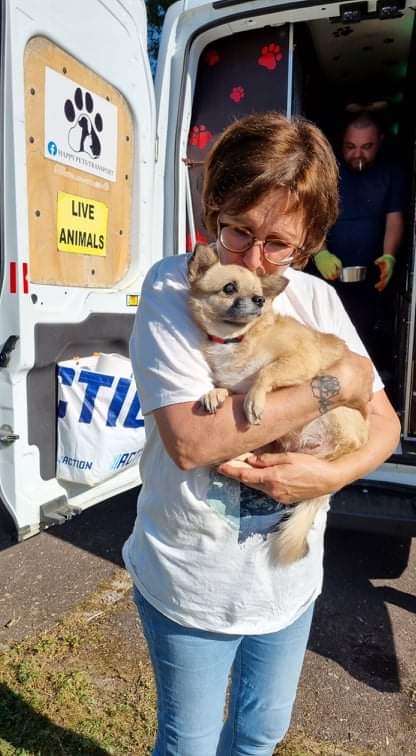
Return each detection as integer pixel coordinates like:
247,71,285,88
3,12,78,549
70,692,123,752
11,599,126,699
185,1,416,460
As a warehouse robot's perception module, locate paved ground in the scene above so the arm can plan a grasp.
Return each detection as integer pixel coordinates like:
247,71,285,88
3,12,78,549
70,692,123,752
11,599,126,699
0,490,415,754
0,490,136,643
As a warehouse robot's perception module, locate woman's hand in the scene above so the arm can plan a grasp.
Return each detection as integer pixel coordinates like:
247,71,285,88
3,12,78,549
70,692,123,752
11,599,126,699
217,451,342,503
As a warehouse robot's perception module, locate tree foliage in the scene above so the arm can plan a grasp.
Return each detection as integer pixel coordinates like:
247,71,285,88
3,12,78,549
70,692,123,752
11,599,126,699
146,1,177,71
146,0,176,29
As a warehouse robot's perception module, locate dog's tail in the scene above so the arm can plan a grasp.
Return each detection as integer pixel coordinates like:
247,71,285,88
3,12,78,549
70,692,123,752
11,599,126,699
271,496,330,565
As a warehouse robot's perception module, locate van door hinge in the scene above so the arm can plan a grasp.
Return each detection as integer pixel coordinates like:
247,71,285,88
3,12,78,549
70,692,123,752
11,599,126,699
0,425,20,444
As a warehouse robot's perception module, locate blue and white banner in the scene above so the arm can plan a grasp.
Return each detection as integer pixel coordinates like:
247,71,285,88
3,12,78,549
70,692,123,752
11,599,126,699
56,353,145,486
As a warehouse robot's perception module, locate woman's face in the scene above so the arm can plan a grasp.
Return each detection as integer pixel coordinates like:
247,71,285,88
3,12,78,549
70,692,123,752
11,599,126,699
216,190,306,277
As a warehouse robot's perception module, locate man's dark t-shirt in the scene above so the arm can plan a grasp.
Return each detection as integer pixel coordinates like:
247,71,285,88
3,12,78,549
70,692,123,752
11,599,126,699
327,154,405,267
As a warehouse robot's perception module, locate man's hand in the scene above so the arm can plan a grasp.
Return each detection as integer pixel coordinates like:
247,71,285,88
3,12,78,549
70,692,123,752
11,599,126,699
218,452,340,503
314,249,343,281
374,254,396,292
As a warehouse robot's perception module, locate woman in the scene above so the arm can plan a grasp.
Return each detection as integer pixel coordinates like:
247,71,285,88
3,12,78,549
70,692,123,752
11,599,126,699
123,113,400,756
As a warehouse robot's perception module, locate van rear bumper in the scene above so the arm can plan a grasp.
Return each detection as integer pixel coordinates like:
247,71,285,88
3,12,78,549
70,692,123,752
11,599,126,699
328,481,416,538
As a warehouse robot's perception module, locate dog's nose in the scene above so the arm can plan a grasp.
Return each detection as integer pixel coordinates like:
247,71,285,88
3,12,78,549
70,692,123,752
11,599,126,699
252,295,265,307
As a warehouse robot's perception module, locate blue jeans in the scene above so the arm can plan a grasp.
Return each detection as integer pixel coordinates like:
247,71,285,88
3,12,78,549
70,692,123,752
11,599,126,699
133,587,314,756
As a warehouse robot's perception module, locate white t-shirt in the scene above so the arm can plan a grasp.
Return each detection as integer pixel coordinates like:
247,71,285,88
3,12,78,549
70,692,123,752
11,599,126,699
122,255,382,634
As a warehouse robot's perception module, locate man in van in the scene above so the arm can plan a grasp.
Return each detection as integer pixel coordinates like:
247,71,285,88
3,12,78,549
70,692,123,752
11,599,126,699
313,113,406,372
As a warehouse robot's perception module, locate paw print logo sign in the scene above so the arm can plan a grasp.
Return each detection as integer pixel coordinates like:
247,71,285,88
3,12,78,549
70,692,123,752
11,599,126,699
64,87,103,159
44,68,118,182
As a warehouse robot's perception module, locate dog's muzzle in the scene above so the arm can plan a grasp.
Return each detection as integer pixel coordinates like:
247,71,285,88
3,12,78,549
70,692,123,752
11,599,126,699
226,296,265,322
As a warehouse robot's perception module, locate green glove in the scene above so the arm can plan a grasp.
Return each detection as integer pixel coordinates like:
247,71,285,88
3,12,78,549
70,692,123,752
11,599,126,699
314,249,343,281
374,254,396,292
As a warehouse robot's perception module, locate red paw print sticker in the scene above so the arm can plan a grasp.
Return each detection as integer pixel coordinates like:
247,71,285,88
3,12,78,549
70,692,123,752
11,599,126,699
230,86,245,103
258,43,283,70
205,49,220,66
189,125,213,150
186,231,209,252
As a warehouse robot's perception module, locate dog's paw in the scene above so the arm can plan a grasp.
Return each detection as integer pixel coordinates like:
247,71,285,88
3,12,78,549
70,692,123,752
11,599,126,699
201,388,229,413
244,390,266,424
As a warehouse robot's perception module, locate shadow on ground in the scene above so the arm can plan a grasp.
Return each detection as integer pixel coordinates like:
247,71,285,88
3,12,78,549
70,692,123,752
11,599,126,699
0,488,139,562
310,529,413,693
49,488,139,566
0,684,109,755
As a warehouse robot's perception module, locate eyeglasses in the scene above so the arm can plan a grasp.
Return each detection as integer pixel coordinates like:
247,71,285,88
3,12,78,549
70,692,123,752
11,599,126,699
217,221,304,266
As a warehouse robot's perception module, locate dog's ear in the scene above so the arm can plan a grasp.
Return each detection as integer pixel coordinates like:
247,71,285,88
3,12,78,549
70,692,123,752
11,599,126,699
187,244,219,283
261,274,289,299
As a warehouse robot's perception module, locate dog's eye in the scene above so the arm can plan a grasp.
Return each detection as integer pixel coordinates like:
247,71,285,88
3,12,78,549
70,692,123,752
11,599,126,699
222,282,238,294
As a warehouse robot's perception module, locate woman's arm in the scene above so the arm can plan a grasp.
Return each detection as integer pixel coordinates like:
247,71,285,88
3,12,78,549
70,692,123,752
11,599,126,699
217,389,400,502
153,350,374,470
322,389,400,487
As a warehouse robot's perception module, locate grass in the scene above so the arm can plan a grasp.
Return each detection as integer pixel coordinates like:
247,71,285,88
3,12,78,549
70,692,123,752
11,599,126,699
0,568,373,756
0,570,156,755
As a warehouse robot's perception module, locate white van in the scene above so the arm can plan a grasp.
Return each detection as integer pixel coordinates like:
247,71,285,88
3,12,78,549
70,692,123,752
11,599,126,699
1,0,415,541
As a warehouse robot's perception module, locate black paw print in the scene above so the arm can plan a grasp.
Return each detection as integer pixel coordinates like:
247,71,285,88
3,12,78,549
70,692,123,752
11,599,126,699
64,87,103,159
333,26,354,38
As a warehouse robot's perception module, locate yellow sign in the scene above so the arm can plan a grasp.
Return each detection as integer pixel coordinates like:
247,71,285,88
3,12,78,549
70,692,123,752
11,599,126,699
57,191,108,256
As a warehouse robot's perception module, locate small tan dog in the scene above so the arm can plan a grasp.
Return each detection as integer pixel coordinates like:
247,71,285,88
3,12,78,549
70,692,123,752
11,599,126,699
188,244,368,564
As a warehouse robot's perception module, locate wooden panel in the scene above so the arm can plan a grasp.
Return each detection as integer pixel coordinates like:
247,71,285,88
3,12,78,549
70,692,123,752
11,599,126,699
24,37,134,287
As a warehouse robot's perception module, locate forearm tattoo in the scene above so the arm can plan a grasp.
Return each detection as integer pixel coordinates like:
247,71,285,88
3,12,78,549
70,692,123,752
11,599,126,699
311,375,341,415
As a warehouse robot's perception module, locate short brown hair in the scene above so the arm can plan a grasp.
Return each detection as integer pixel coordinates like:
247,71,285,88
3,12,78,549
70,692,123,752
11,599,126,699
202,112,338,266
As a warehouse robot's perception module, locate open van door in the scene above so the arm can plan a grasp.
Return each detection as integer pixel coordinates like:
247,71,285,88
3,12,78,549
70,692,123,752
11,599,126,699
0,0,156,538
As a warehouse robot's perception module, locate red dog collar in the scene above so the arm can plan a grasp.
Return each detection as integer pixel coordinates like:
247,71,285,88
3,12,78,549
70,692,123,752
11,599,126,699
208,334,244,344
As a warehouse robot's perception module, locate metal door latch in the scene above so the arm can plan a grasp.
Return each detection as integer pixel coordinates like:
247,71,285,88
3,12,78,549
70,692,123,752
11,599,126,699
0,425,20,444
